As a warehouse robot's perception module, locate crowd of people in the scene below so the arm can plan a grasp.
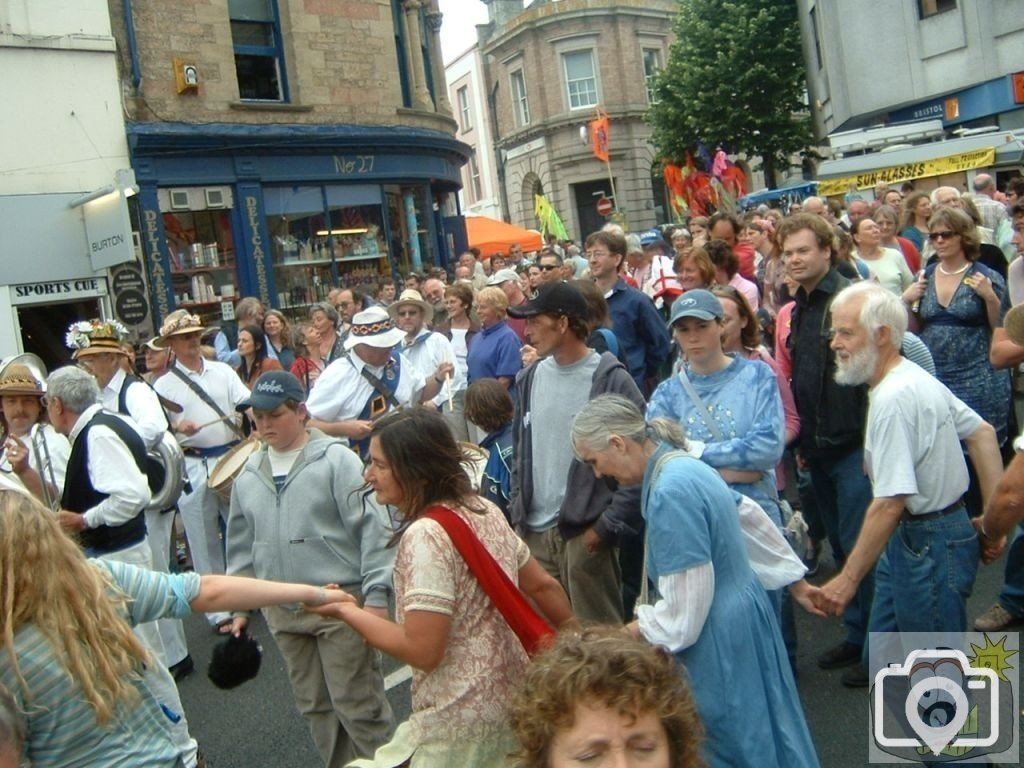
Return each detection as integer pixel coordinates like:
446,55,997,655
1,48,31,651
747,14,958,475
2,172,1024,768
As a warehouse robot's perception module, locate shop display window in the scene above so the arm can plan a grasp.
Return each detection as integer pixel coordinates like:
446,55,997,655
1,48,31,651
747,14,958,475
163,208,239,328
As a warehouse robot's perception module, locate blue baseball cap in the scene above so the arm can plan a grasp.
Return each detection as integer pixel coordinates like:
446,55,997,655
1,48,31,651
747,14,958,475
639,229,668,250
667,289,723,327
237,371,306,412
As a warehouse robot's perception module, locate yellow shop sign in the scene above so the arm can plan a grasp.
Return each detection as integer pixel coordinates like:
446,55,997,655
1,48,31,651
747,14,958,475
818,148,995,197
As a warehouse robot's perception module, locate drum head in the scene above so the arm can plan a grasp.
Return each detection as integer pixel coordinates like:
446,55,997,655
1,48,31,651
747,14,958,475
209,438,261,492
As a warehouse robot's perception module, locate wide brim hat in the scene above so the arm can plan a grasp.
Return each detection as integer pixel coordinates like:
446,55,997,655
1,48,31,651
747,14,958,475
0,362,45,400
387,289,432,319
1005,305,1024,346
65,319,129,359
343,306,406,351
154,310,207,347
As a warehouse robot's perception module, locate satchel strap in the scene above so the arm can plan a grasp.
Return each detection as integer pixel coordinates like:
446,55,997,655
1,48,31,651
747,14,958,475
676,367,724,442
423,505,554,656
168,364,244,438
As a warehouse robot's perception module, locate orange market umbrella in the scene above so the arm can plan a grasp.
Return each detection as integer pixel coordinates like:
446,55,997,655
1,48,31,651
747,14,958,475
465,215,543,255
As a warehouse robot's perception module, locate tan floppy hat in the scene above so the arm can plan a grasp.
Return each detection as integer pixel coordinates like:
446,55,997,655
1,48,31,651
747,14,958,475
387,289,432,319
65,319,129,359
154,309,206,347
0,363,45,399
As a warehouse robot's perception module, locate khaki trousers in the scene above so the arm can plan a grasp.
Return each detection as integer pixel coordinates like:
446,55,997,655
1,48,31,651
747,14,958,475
522,526,623,625
263,604,395,768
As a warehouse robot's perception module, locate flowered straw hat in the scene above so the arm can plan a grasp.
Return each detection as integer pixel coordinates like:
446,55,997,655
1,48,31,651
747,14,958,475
65,319,129,359
154,309,206,348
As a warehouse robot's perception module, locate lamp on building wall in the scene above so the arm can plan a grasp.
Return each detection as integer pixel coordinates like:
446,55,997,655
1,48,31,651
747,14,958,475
174,59,199,94
68,169,139,209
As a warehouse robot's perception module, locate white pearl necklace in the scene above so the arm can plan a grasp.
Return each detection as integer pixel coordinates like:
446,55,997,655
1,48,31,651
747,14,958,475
937,262,970,276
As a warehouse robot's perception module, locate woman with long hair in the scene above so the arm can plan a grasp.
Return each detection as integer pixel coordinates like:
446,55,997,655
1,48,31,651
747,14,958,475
289,322,325,393
570,395,819,768
673,246,716,293
899,190,932,251
236,324,282,390
307,408,572,767
262,309,295,370
0,489,351,767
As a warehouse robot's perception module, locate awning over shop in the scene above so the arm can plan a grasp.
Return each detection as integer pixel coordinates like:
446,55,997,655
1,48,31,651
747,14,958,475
815,131,1024,197
466,215,543,255
740,180,818,208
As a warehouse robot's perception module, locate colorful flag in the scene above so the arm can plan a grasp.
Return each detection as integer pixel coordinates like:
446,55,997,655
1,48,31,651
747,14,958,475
589,114,610,163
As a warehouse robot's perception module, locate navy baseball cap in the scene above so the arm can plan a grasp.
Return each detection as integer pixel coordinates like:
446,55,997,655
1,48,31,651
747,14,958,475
667,289,723,327
507,282,587,320
237,371,306,412
639,229,668,250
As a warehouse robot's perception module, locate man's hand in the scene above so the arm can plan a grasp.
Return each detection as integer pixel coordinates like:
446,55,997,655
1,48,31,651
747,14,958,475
582,526,604,554
226,616,249,637
814,570,859,617
972,517,1007,564
3,435,30,474
58,510,87,533
433,361,455,382
344,420,373,440
176,419,200,437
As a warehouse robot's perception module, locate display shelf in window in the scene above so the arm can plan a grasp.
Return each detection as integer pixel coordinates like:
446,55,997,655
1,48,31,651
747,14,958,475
163,209,241,330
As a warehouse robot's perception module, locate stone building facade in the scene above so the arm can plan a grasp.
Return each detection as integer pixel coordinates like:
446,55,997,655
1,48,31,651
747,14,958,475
480,0,676,239
108,0,469,327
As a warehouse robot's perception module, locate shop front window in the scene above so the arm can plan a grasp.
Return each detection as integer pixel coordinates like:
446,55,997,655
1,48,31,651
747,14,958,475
162,198,239,329
265,184,390,319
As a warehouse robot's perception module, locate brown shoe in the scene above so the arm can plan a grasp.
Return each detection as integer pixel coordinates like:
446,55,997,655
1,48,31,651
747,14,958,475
973,603,1020,632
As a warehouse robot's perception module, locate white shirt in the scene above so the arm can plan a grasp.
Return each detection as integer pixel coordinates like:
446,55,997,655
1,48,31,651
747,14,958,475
400,328,464,408
306,350,426,424
68,404,150,529
636,492,805,651
101,368,169,451
865,359,983,514
154,359,250,449
0,422,70,493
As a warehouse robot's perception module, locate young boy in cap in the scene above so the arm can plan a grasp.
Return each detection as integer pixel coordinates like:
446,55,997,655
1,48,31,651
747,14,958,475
225,371,395,767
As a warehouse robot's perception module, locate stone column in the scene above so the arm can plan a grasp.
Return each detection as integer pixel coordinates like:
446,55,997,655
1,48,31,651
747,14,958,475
424,1,451,115
403,0,433,110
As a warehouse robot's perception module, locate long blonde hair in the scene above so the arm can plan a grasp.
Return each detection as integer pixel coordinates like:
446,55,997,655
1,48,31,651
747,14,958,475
0,491,150,725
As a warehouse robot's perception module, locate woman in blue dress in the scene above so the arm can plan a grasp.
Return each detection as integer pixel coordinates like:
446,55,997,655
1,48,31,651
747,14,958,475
904,206,1011,516
571,394,820,768
648,289,785,526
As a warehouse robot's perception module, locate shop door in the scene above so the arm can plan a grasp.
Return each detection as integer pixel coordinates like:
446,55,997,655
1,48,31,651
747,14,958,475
18,299,104,371
573,179,616,242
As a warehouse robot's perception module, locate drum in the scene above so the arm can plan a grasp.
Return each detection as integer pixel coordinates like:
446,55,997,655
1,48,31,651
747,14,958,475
459,442,488,491
208,437,261,504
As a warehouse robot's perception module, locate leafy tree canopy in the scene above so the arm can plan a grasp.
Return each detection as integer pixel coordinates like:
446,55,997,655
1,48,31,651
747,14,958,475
648,0,814,187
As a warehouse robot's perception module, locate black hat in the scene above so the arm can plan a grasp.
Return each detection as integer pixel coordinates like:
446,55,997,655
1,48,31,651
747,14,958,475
207,631,263,690
507,282,587,320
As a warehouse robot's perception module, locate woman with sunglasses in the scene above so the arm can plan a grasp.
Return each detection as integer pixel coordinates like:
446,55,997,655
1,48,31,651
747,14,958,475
904,207,1011,515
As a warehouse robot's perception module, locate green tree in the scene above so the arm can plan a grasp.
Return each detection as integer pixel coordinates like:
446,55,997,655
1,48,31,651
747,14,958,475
648,0,813,188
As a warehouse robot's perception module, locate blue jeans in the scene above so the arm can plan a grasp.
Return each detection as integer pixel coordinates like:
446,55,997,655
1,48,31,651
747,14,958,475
996,522,1024,617
808,448,874,646
868,507,979,634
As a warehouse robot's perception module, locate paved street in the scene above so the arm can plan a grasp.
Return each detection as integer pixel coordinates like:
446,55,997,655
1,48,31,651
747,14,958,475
175,549,1009,768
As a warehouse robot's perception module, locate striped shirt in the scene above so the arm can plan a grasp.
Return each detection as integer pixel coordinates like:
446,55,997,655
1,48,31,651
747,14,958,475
2,561,200,767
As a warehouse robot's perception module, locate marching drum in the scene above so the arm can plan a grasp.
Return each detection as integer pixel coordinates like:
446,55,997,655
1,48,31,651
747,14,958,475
208,437,261,504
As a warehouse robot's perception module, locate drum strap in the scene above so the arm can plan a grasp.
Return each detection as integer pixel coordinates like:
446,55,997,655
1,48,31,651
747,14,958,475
169,365,245,439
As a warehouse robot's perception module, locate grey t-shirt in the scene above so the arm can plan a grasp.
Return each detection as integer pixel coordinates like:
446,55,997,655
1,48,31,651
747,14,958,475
526,351,601,531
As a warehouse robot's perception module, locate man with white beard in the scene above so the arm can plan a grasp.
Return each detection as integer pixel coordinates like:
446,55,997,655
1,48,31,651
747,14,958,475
812,282,1002,635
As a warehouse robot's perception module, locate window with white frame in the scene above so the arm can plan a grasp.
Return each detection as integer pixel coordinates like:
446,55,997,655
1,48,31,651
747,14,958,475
229,0,287,101
563,49,598,110
642,48,662,104
457,86,472,132
469,153,483,203
510,69,530,127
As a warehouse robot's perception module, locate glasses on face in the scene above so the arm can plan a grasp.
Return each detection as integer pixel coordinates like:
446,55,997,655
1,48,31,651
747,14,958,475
586,250,611,259
928,230,958,242
538,264,560,272
337,301,351,309
396,310,421,318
